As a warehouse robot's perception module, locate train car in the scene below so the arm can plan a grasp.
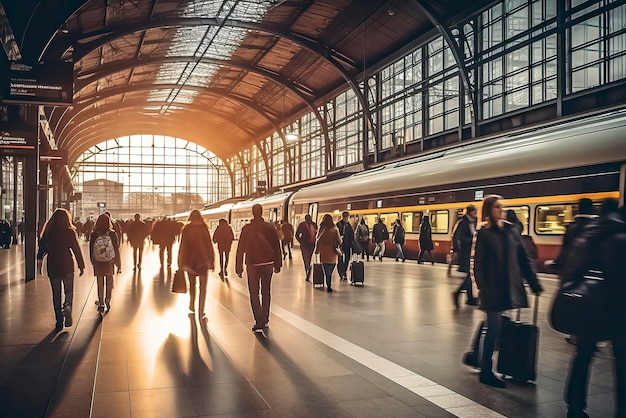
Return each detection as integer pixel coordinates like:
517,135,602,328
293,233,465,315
289,111,626,270
170,203,234,232
230,192,293,238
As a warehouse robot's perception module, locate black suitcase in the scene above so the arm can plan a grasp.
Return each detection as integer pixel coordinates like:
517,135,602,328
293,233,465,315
312,261,325,287
462,320,486,369
497,294,539,382
350,257,364,285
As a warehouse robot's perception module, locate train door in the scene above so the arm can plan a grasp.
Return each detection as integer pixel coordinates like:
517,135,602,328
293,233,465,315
619,164,626,206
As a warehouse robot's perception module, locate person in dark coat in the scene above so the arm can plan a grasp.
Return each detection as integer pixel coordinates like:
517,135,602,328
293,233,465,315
453,205,478,307
89,214,121,313
127,213,148,270
553,198,598,272
562,206,626,418
179,210,215,317
295,214,318,281
281,220,294,260
0,219,11,248
37,208,85,330
236,204,282,331
392,219,405,262
372,218,389,261
417,215,434,265
213,218,234,278
355,218,370,260
336,211,355,280
471,195,543,388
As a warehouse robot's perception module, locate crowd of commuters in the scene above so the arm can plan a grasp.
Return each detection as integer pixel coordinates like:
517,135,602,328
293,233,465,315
32,194,626,417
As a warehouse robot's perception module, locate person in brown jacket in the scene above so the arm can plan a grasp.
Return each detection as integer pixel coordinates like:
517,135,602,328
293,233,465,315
178,210,215,318
235,204,282,331
37,208,85,330
281,220,294,260
315,214,342,292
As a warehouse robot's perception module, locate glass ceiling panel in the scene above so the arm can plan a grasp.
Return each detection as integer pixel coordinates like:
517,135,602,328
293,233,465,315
149,0,273,106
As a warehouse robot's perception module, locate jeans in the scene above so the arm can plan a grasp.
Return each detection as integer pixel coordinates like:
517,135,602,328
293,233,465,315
246,264,274,327
322,263,335,288
282,241,292,258
373,242,385,258
188,274,208,314
49,273,74,326
217,248,230,275
159,243,173,266
395,243,405,260
96,275,114,306
566,336,626,416
337,247,352,279
481,310,503,377
456,272,476,302
301,245,314,279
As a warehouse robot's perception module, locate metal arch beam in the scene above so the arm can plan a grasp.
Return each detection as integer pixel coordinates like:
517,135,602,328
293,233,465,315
412,0,478,138
59,101,269,180
73,55,332,166
68,82,301,177
63,118,235,166
62,17,375,163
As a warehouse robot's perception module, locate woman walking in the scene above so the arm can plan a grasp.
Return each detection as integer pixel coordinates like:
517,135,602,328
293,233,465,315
315,214,342,292
418,215,435,265
179,210,215,317
213,218,234,278
37,208,85,330
89,214,121,313
392,219,405,262
471,195,543,388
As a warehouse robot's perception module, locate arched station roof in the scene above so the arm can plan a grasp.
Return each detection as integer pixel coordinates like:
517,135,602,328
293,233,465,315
3,0,492,166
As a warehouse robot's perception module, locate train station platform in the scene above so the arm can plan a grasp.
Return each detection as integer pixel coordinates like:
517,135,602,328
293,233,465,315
0,240,618,418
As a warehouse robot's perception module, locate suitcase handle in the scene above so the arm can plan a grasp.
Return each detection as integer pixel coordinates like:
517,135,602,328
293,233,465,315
515,293,539,325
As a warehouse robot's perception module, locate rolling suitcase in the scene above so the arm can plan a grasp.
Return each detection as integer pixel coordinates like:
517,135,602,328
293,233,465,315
312,255,325,287
497,294,539,382
350,255,364,285
462,320,486,368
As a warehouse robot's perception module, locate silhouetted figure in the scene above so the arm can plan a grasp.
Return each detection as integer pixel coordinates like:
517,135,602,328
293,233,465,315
295,214,317,281
37,208,85,330
453,205,478,307
178,210,215,317
236,204,282,331
392,219,405,262
418,215,434,265
372,218,389,261
89,214,121,313
281,219,294,260
127,213,149,270
213,218,234,278
336,211,355,280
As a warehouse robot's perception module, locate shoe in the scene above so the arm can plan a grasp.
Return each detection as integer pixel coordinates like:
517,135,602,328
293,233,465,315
251,324,264,332
379,257,382,261
395,258,399,262
105,300,111,312
63,304,73,327
96,304,105,313
566,410,589,418
466,299,479,306
432,261,435,265
327,287,333,292
452,292,460,309
462,351,479,368
402,259,405,262
305,278,310,282
54,322,63,331
479,374,506,388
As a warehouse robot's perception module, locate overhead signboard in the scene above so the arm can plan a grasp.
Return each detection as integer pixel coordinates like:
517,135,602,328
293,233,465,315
2,61,73,106
0,123,37,154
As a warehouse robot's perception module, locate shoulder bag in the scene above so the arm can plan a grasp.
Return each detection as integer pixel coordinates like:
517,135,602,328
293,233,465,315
171,269,187,293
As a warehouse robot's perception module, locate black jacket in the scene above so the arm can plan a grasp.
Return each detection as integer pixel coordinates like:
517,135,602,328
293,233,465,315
236,217,283,273
471,222,543,311
454,215,475,273
392,224,405,245
553,214,598,272
336,220,355,250
37,228,85,277
372,222,389,243
419,222,434,250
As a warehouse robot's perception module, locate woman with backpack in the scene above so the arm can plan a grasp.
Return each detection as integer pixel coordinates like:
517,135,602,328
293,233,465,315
355,218,370,261
89,214,121,313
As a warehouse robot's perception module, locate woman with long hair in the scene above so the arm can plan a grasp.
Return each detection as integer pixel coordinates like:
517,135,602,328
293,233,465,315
178,210,215,317
89,214,121,313
37,208,85,330
315,214,342,292
418,215,434,265
471,195,543,388
392,219,405,262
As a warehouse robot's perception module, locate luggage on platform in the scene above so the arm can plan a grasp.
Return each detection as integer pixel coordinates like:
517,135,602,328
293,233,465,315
463,320,487,369
312,255,324,287
497,294,540,382
350,255,364,285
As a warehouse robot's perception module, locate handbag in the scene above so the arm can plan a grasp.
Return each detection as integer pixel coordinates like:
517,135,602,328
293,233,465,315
549,268,612,340
171,269,187,293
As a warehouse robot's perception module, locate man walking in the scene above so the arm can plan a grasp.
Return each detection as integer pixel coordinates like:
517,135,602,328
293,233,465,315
336,211,355,281
295,214,317,281
453,205,478,307
372,218,389,261
236,204,282,331
127,213,148,270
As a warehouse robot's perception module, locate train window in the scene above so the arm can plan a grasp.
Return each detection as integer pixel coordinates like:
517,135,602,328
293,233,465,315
379,212,399,230
360,214,378,229
401,212,423,232
503,205,530,235
429,210,449,233
535,202,601,235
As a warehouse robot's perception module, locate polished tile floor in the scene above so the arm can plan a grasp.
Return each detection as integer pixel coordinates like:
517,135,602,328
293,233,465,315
0,240,618,417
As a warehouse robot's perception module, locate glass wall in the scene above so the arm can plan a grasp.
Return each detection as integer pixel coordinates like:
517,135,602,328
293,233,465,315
72,135,228,221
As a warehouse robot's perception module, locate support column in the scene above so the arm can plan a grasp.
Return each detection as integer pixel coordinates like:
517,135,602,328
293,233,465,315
38,162,49,228
24,152,38,282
